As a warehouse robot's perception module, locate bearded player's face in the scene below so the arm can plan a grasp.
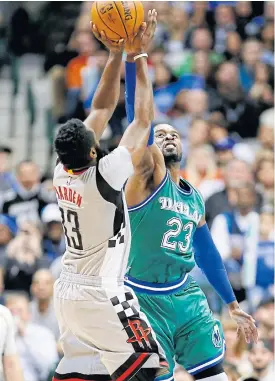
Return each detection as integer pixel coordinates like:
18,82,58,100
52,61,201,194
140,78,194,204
154,124,182,164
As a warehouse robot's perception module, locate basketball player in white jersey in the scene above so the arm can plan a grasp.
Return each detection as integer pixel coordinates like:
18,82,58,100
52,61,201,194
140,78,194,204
52,10,168,381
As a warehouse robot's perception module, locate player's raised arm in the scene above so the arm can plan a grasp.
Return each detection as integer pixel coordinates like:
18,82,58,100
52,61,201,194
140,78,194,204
119,10,158,168
96,11,160,193
84,27,124,140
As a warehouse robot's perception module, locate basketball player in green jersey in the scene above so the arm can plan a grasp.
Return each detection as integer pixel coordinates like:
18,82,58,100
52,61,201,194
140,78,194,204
123,59,258,381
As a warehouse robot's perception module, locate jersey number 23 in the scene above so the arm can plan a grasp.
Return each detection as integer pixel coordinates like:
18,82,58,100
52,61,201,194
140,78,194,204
161,218,193,253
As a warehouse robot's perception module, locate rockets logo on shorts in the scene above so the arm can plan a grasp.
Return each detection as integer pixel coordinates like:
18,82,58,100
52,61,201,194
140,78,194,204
126,320,152,350
110,292,157,353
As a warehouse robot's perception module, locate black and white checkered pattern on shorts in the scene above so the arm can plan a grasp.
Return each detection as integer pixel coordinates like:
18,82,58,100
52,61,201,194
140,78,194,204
108,230,125,248
110,292,138,321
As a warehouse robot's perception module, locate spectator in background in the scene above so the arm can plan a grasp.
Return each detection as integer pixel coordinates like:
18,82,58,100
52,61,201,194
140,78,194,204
0,215,17,295
0,146,15,209
261,21,274,66
5,292,58,381
254,298,274,341
181,144,224,200
257,108,274,151
192,50,216,88
64,31,99,120
247,340,274,381
1,160,51,225
0,304,24,381
166,6,188,54
214,5,236,54
30,269,59,341
224,31,242,62
0,214,17,258
189,1,210,28
239,39,263,93
173,27,224,77
211,183,259,303
248,62,274,111
186,118,210,154
41,203,65,263
209,61,260,138
256,154,274,208
2,222,47,294
205,159,262,227
214,137,236,168
252,208,274,309
208,113,230,145
153,63,180,114
171,89,209,138
235,1,253,40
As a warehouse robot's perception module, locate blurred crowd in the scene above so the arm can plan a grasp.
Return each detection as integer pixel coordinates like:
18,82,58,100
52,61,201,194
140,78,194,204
0,1,274,381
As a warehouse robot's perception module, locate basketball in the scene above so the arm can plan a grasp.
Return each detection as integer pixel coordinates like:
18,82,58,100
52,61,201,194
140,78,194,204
91,1,144,40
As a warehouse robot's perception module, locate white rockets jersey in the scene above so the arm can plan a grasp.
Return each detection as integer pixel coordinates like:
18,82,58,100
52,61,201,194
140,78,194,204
53,146,134,278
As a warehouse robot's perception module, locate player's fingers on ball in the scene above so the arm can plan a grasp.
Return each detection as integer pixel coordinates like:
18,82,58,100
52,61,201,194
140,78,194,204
137,22,146,38
118,39,125,48
100,31,107,41
92,24,100,39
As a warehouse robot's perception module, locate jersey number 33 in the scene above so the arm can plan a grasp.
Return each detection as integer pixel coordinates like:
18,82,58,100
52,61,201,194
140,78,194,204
59,207,83,250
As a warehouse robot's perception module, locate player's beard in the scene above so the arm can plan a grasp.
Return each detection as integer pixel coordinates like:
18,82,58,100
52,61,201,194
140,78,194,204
164,152,182,167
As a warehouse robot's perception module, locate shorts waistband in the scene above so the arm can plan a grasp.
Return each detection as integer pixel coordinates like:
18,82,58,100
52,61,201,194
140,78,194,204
124,274,190,295
59,271,124,287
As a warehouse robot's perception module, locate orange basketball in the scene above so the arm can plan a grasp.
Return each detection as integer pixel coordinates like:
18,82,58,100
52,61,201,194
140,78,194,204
91,1,144,40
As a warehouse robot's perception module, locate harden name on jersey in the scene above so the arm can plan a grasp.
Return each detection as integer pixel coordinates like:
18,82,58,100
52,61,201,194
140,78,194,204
54,186,83,207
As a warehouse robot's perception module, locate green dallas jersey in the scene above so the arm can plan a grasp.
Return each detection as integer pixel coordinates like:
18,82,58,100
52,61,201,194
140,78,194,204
126,171,205,283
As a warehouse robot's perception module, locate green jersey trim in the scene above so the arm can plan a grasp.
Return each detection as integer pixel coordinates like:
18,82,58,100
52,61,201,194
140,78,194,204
128,171,169,212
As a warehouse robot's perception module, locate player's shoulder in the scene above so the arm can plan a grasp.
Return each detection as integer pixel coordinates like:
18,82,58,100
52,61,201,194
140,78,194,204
180,178,205,205
98,146,131,172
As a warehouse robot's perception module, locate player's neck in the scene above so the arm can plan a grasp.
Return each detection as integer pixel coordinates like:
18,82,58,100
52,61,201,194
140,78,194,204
167,163,181,184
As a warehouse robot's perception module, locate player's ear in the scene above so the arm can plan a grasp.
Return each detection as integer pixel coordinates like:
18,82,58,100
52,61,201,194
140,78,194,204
90,147,97,160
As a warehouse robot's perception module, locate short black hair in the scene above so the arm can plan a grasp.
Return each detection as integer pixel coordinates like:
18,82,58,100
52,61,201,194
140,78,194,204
54,119,95,169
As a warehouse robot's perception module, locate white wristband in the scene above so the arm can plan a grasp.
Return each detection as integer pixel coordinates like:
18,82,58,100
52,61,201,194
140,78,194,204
133,53,148,61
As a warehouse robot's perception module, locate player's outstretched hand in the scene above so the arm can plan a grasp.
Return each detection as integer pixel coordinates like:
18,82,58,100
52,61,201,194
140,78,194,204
91,23,125,53
229,307,259,344
126,9,157,54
